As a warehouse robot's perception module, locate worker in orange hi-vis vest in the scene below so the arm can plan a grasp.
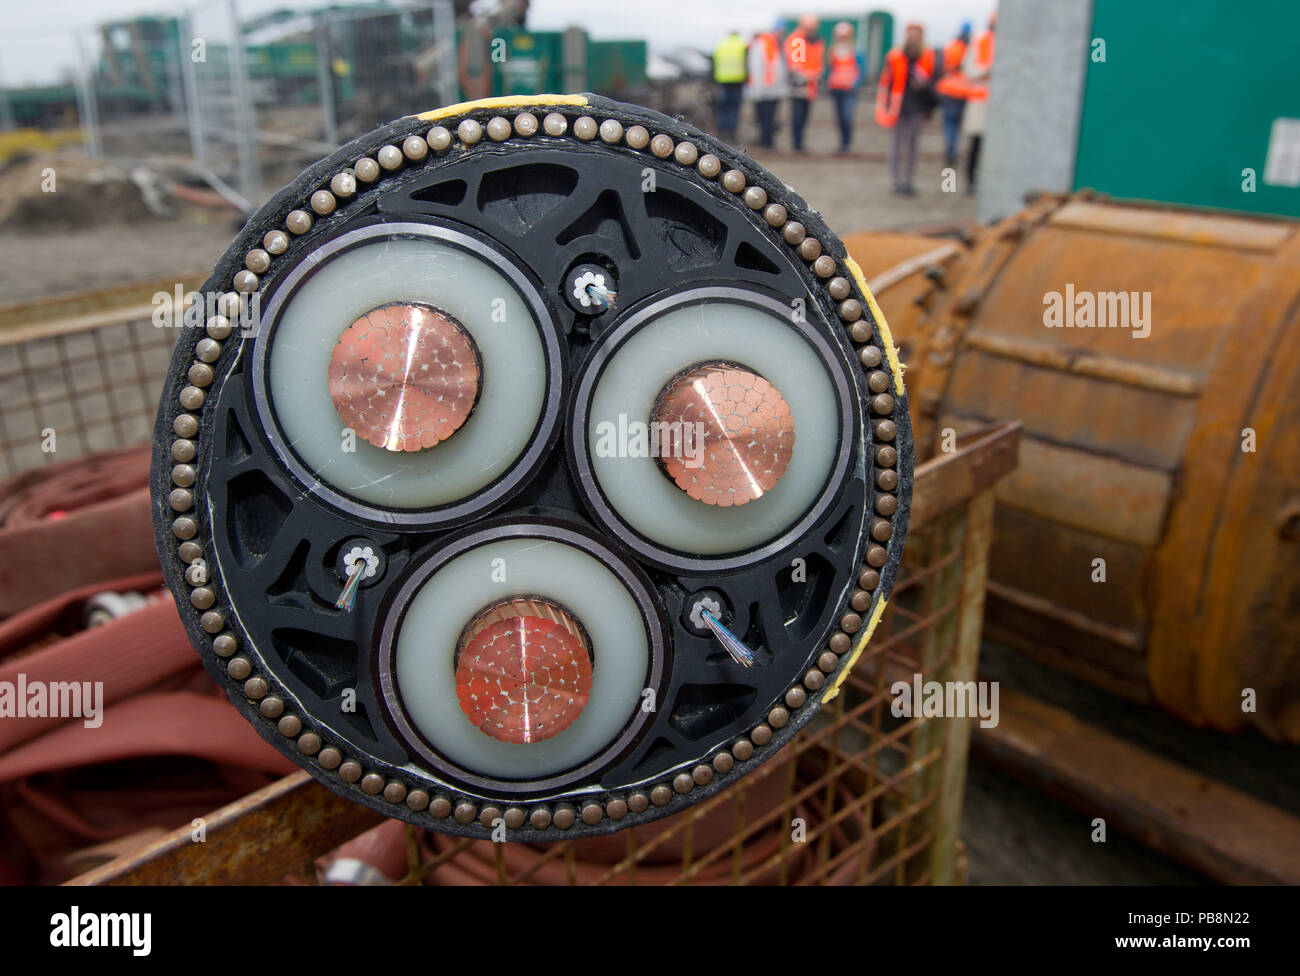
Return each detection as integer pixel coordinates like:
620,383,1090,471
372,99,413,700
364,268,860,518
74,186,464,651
745,24,788,150
826,21,866,153
876,23,938,195
961,11,997,194
938,23,972,166
784,13,825,152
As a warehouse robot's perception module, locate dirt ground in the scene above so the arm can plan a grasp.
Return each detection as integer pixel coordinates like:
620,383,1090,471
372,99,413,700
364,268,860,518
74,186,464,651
737,98,978,232
965,640,1300,884
0,215,238,303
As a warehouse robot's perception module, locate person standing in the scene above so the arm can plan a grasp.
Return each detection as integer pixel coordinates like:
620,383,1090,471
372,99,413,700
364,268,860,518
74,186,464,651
826,21,866,154
712,30,748,144
876,23,938,195
962,11,996,193
939,23,971,167
784,14,825,152
745,25,787,150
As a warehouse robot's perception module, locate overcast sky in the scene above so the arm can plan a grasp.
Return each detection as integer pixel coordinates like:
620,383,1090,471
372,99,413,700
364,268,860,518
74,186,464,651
1,0,993,86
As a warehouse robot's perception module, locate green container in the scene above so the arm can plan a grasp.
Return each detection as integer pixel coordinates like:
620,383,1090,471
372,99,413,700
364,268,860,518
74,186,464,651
1075,0,1300,219
864,11,892,80
6,86,80,128
491,28,566,97
246,42,319,81
586,40,647,98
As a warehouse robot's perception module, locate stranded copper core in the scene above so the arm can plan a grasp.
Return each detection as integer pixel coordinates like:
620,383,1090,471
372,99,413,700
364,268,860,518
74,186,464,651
328,302,481,452
652,362,795,507
454,598,593,745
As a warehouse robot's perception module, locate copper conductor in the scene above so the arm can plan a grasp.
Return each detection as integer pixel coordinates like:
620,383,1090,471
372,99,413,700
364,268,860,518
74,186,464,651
328,303,480,452
454,598,593,745
652,362,795,507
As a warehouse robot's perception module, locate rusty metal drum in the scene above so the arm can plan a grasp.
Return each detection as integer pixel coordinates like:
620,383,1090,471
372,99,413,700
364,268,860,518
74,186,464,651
848,194,1300,741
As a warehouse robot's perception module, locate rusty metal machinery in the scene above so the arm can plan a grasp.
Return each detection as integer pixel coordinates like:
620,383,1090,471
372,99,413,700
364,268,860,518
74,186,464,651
150,95,911,839
846,193,1300,741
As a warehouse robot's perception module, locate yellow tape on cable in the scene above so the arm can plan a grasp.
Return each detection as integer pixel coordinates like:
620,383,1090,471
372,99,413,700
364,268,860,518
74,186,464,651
843,255,906,396
823,597,888,703
415,94,590,122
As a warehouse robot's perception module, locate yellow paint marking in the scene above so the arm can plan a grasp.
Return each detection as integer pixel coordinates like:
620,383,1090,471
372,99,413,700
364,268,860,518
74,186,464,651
844,255,906,396
414,94,590,122
822,597,888,703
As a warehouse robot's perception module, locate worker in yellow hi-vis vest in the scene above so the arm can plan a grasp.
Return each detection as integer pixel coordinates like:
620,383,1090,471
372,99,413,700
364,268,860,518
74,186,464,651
713,31,748,144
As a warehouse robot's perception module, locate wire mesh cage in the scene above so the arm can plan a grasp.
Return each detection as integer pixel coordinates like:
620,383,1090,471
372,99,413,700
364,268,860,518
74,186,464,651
0,280,201,480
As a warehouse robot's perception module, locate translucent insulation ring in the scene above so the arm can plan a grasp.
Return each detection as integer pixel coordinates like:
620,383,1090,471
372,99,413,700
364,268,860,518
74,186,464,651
377,522,666,792
573,286,854,569
251,221,562,525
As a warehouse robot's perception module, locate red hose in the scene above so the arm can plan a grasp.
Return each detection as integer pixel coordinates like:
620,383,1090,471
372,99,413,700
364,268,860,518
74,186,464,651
0,445,155,617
